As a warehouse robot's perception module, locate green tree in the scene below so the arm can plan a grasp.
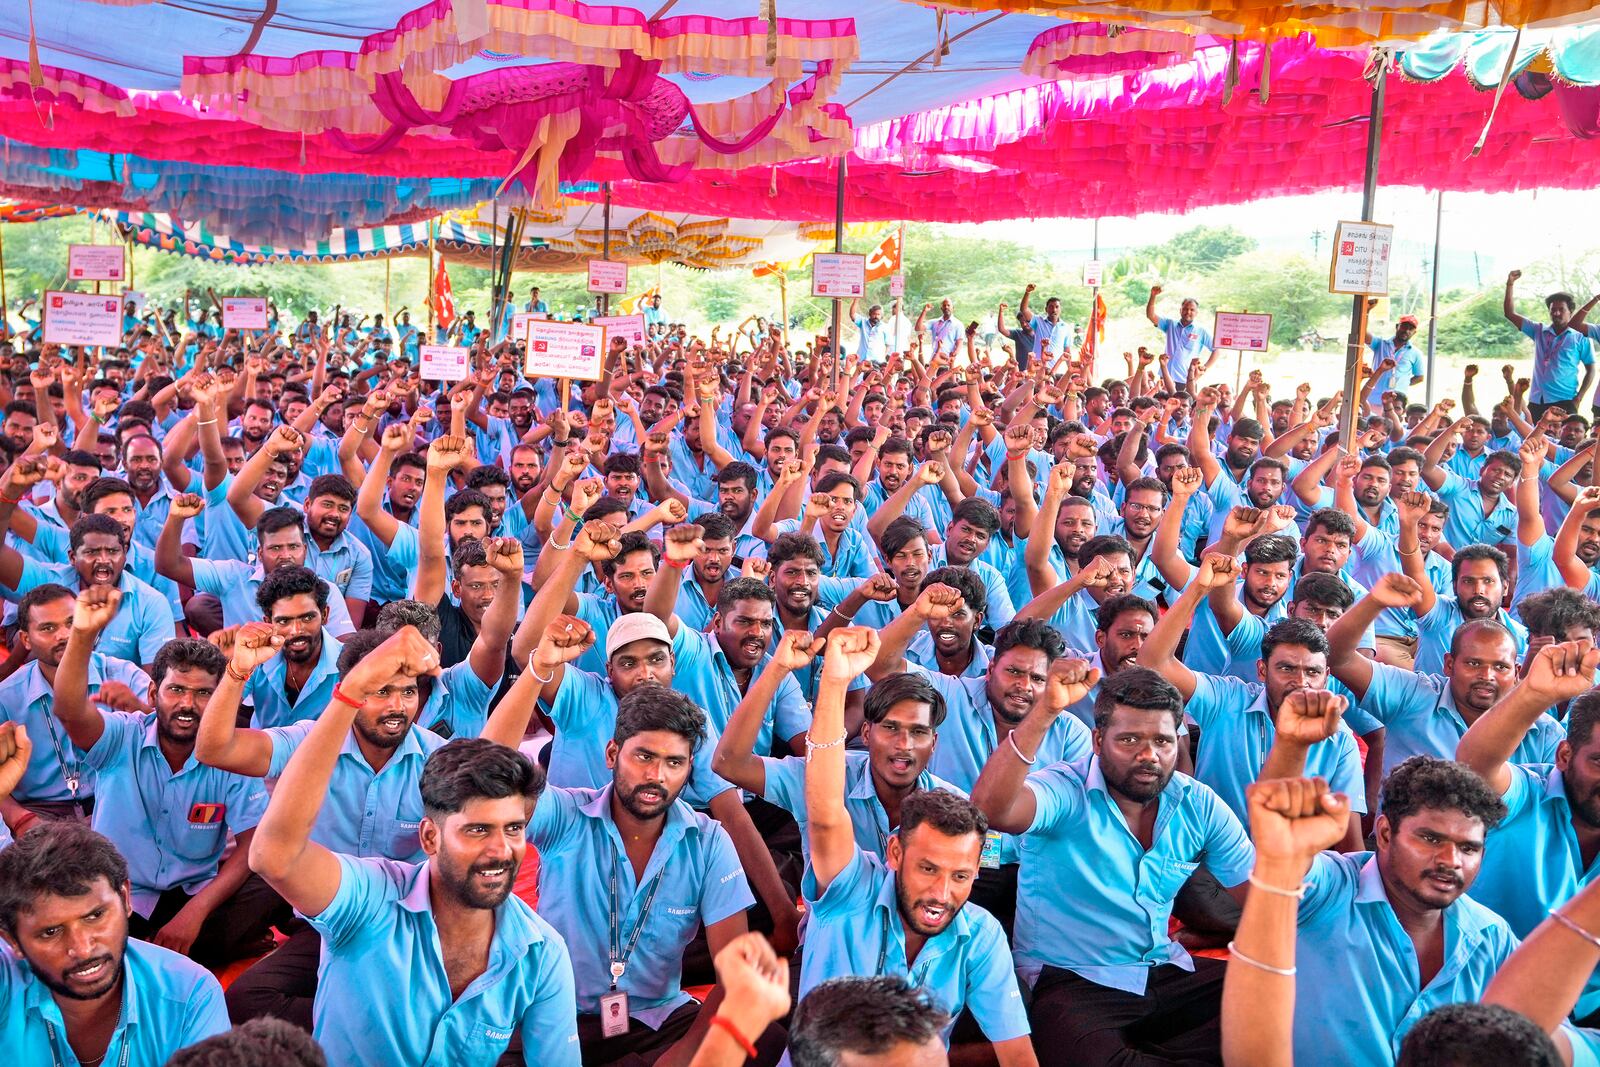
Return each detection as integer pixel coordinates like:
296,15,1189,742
1432,287,1526,357
1163,226,1257,274
1201,252,1345,346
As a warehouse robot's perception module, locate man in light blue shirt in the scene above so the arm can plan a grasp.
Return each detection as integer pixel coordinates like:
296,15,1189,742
1457,641,1600,1022
1504,271,1595,415
520,684,759,1065
1366,313,1425,406
1330,576,1559,781
1421,440,1520,563
848,300,890,364
1144,287,1215,387
1019,284,1072,361
246,625,580,1067
52,597,280,968
795,628,1034,1064
971,662,1253,1064
523,287,549,314
0,822,231,1067
1407,542,1529,676
1287,757,1517,1067
873,589,1092,936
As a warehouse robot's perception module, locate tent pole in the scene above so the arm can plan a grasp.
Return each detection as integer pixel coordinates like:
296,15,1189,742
601,183,612,317
1340,56,1387,445
1426,189,1443,407
830,155,845,392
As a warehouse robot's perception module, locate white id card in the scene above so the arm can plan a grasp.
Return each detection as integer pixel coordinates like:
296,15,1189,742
601,990,630,1037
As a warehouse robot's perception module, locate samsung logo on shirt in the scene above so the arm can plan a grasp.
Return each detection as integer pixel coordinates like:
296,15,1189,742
483,1028,513,1041
666,906,696,916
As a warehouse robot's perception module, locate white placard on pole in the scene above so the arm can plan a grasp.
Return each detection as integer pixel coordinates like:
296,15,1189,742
1083,260,1105,288
812,253,866,298
1328,221,1394,296
510,311,549,346
524,320,608,380
43,291,122,346
221,297,269,330
419,344,472,382
1212,312,1274,352
67,245,126,282
592,314,647,346
121,290,146,314
888,274,905,298
587,260,629,295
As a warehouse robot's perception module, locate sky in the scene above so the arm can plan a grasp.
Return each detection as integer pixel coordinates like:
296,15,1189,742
945,185,1597,294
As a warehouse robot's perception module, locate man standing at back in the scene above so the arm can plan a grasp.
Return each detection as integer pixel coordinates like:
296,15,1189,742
1145,286,1214,388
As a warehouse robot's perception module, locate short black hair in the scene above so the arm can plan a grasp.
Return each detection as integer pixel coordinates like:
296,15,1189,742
879,516,929,561
790,976,950,1067
614,682,705,754
1304,508,1357,541
80,475,134,515
603,452,642,477
1123,475,1168,503
768,532,825,570
715,576,775,614
1292,572,1354,612
392,451,427,476
256,564,327,616
0,821,129,936
1452,543,1509,585
1260,617,1329,663
1484,448,1524,476
716,461,759,492
603,531,659,579
1380,756,1507,833
814,471,860,500
1096,594,1158,634
419,738,544,821
1396,1003,1561,1067
17,582,75,631
922,566,986,617
864,671,948,730
1519,588,1600,641
445,488,491,524
992,617,1064,663
166,1018,328,1067
949,497,1001,534
899,788,987,842
465,465,511,493
257,506,306,541
307,473,356,504
1092,665,1182,730
62,448,102,471
70,512,126,553
694,513,737,543
1244,533,1299,566
151,638,227,690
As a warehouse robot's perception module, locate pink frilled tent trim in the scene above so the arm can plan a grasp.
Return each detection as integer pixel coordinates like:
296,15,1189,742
0,58,135,118
592,33,1600,221
1020,23,1226,79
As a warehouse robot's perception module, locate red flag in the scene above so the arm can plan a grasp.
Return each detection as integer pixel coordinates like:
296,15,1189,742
428,257,456,332
864,229,902,282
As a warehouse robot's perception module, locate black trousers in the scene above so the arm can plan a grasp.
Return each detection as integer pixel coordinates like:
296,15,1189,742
225,923,320,1030
1532,399,1577,422
125,873,287,970
576,1001,786,1067
1029,959,1227,1067
967,862,1018,940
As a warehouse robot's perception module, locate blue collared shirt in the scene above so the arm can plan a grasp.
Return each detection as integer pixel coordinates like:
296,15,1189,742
241,628,343,729
1413,596,1528,677
267,722,446,862
531,785,752,1025
672,627,811,755
306,856,580,1067
771,519,878,580
1360,662,1563,780
0,937,228,1067
540,646,734,808
1185,674,1367,825
85,711,267,915
1292,851,1518,1067
1470,764,1600,1019
308,529,375,604
13,561,171,665
1367,338,1425,398
1434,471,1516,553
1525,320,1594,403
926,548,1016,627
1352,526,1451,640
761,749,965,864
1157,318,1213,383
188,558,355,637
0,654,150,803
800,848,1029,1043
1015,757,1254,993
906,633,993,680
415,660,497,740
200,473,255,562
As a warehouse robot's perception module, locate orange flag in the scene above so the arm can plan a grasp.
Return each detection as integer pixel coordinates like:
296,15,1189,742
864,229,902,282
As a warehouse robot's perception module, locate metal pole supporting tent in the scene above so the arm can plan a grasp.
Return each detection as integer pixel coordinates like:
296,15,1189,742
601,182,612,317
1426,190,1443,406
830,155,845,392
1339,57,1388,447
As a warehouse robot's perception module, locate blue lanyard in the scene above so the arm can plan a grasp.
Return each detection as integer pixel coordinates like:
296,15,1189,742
46,1020,130,1067
607,860,663,991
